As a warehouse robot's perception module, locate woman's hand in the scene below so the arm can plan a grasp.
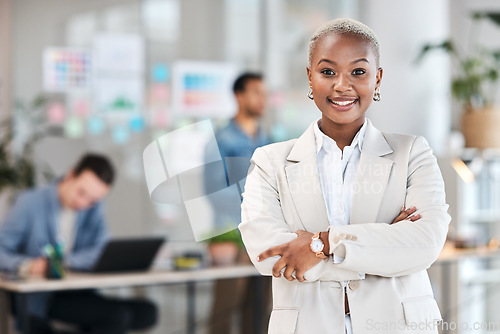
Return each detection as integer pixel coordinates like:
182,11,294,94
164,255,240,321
257,230,322,282
392,206,420,224
255,207,420,282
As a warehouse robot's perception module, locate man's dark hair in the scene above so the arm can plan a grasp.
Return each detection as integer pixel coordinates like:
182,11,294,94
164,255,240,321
232,72,263,94
73,153,115,185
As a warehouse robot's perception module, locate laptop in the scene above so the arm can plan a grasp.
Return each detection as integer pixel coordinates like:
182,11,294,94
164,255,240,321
91,237,165,273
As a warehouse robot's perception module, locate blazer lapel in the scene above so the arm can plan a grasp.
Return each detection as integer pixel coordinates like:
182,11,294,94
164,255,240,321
285,122,330,233
350,119,394,225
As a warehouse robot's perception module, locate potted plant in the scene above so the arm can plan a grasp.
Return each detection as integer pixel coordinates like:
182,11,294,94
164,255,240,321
0,95,52,218
416,13,500,148
205,227,244,267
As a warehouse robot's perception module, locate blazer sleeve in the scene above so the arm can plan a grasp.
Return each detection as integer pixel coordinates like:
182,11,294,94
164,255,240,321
239,147,362,282
0,193,33,272
326,136,451,277
65,202,109,271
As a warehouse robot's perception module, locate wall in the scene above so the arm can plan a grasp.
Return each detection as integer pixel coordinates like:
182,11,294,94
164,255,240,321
0,0,12,318
359,0,451,154
0,0,11,120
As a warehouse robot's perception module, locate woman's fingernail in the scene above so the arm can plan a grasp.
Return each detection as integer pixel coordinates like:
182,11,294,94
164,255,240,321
401,206,406,211
256,256,260,262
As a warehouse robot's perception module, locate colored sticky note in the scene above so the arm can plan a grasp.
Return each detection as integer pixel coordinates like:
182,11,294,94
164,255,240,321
174,118,191,129
48,103,66,124
151,84,169,103
153,110,169,128
271,124,288,142
64,117,84,138
73,99,90,117
270,92,285,109
129,115,145,132
152,64,169,83
87,117,106,135
112,126,130,144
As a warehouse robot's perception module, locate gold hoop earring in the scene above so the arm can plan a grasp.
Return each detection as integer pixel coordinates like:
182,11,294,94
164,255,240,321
307,86,314,100
373,87,381,101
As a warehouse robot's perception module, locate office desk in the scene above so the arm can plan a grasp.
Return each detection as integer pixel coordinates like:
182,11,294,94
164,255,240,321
0,265,261,334
5,247,496,334
436,243,500,263
433,243,500,333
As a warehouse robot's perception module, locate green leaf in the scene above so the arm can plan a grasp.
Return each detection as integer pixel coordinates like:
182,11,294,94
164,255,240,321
30,95,48,109
492,49,500,59
414,40,456,64
462,58,482,72
472,12,485,20
486,68,498,81
485,13,500,26
205,228,244,247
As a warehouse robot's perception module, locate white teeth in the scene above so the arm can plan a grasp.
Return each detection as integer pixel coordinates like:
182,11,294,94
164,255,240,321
331,100,356,106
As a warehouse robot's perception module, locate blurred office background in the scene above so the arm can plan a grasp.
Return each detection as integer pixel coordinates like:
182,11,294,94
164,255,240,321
1,0,500,333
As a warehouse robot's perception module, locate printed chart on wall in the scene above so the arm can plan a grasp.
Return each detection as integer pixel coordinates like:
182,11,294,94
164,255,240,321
171,61,237,118
93,34,145,118
43,48,91,92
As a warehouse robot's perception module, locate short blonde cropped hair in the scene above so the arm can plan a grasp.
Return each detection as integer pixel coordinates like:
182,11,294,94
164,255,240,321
308,18,380,68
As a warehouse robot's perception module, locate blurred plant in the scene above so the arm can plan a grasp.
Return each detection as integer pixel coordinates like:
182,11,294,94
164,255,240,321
205,227,244,248
0,95,53,192
415,12,500,110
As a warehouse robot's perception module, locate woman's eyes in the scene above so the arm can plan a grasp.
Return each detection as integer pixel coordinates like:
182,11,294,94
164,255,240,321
352,69,366,75
321,69,335,75
320,69,366,76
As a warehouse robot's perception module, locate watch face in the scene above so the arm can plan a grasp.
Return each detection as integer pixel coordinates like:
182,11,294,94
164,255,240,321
311,239,324,252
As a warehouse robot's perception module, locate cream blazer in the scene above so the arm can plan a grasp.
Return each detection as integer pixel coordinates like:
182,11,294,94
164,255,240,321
239,119,450,334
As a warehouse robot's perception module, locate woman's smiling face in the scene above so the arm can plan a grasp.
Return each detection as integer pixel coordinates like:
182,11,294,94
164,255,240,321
307,32,382,127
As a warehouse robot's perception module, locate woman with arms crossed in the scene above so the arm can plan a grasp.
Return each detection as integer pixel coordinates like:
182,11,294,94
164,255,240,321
239,18,450,334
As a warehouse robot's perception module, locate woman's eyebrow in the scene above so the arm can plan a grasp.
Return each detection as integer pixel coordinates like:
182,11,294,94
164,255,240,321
317,59,335,66
317,58,370,66
352,58,369,64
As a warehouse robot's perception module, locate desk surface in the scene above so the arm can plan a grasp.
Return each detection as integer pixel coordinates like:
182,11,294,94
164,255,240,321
436,243,500,262
2,245,499,293
0,265,260,293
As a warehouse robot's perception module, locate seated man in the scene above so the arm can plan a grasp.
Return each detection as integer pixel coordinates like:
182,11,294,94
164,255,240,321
0,153,157,334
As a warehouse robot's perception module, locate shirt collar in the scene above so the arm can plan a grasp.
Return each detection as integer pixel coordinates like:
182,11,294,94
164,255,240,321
313,118,368,154
229,118,266,142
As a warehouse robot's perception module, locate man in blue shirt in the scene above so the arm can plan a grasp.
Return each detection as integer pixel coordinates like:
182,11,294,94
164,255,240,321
205,73,271,334
0,154,157,334
203,73,269,230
